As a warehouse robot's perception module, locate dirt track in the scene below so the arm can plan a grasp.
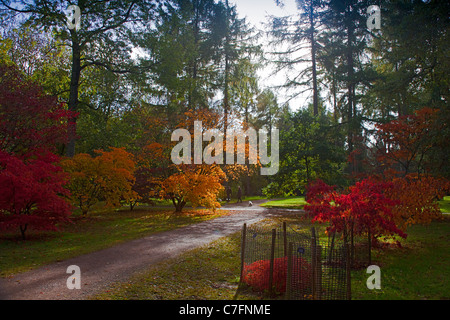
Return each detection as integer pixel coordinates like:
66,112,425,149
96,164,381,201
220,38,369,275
0,200,293,300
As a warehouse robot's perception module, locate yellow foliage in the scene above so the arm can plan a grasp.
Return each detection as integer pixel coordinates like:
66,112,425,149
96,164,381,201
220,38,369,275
61,147,137,214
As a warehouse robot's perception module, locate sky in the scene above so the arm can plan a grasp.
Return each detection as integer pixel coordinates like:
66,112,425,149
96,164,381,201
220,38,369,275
231,0,298,29
133,0,305,110
231,0,308,110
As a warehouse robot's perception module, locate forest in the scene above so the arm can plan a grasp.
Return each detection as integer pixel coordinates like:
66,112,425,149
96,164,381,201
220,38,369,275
0,0,449,239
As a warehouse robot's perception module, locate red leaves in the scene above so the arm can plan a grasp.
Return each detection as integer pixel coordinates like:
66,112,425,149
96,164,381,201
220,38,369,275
305,174,449,245
374,107,440,177
305,179,335,202
0,63,75,155
242,257,312,293
367,106,450,233
305,178,407,240
0,150,72,239
0,62,75,238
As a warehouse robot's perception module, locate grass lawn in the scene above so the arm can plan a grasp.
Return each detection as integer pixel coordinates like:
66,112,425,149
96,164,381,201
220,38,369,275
259,196,307,209
351,216,450,300
439,196,450,213
94,214,450,300
2,199,448,300
261,195,450,212
0,207,229,277
94,234,243,300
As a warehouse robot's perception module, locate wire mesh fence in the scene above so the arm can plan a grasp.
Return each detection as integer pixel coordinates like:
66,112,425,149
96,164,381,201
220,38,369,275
239,221,351,300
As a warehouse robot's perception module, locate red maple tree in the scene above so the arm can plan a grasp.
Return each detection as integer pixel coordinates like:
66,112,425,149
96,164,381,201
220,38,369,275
305,178,407,263
373,107,449,230
0,150,72,239
242,257,312,294
374,107,439,177
0,62,74,239
0,63,73,154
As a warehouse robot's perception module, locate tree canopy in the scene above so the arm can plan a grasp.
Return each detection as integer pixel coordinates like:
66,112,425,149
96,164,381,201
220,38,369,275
0,0,448,235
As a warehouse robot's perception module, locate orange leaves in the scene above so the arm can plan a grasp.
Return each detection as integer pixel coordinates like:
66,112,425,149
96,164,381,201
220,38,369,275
61,147,137,214
178,108,222,131
137,142,169,168
386,174,450,230
160,164,226,212
136,107,271,212
372,107,450,231
135,108,232,212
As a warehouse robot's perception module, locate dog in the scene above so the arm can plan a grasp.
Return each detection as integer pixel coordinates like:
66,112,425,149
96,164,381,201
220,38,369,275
248,201,253,207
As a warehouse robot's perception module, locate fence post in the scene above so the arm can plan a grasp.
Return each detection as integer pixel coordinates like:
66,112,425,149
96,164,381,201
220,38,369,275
316,245,322,300
283,221,287,257
240,223,247,281
328,230,336,265
345,243,352,300
286,242,293,300
311,227,316,300
269,228,276,297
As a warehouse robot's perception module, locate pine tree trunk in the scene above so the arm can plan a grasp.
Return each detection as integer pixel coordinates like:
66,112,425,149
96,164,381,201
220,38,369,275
309,0,319,116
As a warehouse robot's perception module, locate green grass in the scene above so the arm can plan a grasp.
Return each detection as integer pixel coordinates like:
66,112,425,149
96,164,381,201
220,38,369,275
2,199,448,300
259,196,307,209
261,195,450,213
94,214,450,300
0,207,229,277
438,196,450,213
94,235,243,300
351,215,450,300
92,214,314,300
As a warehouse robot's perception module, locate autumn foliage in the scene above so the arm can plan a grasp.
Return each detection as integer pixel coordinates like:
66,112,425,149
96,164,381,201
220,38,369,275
305,173,449,263
242,257,312,294
371,107,449,231
61,147,137,215
302,106,448,251
0,63,74,239
0,63,73,154
0,150,72,239
134,109,229,213
374,107,441,178
386,174,450,231
129,166,159,210
305,179,335,202
305,178,407,243
160,164,225,212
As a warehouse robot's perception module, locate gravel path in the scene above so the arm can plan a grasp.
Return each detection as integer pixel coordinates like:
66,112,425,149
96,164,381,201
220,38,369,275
0,201,292,300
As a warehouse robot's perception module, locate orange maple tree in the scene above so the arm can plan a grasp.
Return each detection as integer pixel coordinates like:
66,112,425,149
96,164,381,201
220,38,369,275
160,164,226,212
134,107,267,212
133,108,229,213
61,147,137,214
386,174,450,231
373,107,450,230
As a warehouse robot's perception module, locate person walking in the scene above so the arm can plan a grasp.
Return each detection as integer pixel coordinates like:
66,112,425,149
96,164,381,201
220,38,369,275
226,186,232,202
237,186,242,203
